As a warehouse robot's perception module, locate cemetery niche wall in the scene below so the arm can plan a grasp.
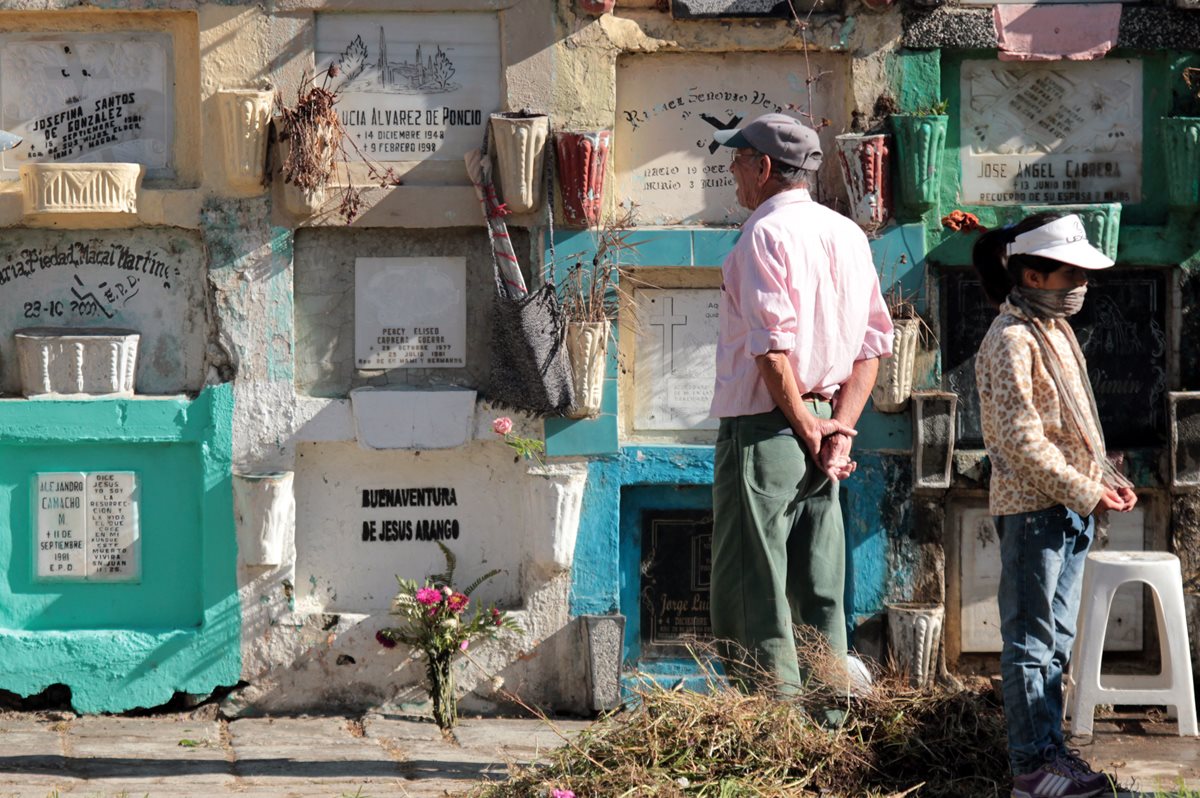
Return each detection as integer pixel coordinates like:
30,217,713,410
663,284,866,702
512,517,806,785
0,9,236,715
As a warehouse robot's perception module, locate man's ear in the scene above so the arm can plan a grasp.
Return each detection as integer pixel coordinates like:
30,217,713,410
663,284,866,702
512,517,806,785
1024,268,1045,288
758,154,772,184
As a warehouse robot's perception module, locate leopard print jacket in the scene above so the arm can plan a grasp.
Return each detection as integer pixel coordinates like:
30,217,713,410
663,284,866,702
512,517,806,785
976,301,1106,518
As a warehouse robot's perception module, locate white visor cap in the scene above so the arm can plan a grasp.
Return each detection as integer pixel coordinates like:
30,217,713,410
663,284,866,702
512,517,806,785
1006,214,1114,270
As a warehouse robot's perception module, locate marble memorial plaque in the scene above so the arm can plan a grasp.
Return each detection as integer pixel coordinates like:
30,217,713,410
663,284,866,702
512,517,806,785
85,471,140,581
354,257,466,369
615,54,847,225
960,59,1142,205
35,472,87,579
634,289,719,431
0,32,174,178
959,505,1142,652
315,13,500,163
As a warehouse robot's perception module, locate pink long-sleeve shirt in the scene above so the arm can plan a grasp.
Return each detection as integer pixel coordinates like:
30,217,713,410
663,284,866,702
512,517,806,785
709,189,893,419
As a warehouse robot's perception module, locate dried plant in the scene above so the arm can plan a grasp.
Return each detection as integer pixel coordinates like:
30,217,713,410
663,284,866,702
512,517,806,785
467,629,1023,798
882,254,937,348
275,65,402,224
558,207,642,324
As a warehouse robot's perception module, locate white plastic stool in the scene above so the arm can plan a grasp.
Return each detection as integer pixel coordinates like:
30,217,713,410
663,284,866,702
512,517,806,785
1067,551,1198,737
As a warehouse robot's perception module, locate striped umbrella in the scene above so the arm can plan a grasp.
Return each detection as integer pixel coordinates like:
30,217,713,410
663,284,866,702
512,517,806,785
464,148,527,299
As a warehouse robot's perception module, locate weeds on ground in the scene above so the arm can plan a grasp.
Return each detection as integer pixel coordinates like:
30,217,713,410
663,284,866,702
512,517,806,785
467,630,1012,798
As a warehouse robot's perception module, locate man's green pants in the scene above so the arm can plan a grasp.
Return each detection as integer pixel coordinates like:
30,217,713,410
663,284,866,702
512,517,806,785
710,404,847,694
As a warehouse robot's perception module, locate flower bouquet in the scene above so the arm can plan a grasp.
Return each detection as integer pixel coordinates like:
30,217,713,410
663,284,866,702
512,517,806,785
377,542,520,729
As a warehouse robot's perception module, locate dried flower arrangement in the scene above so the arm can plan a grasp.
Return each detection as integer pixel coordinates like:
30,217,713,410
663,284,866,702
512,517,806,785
275,63,401,223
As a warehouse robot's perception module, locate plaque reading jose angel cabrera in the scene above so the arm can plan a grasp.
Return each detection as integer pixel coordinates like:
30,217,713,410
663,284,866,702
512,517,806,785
960,59,1142,205
315,13,501,163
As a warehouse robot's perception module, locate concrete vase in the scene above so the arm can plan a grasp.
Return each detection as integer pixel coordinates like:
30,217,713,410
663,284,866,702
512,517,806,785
871,318,919,412
565,320,609,419
580,614,625,711
15,328,139,398
217,89,273,196
835,133,891,230
524,463,588,571
891,115,947,208
20,163,144,216
233,471,294,567
1162,118,1200,207
556,130,610,227
912,390,958,490
490,112,549,214
886,602,944,687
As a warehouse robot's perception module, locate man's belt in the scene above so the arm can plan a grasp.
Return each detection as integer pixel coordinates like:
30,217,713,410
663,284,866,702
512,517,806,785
801,392,831,403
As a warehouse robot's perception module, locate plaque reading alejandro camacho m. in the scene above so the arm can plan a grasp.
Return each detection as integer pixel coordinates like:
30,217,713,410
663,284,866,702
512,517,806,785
35,471,140,581
640,509,713,656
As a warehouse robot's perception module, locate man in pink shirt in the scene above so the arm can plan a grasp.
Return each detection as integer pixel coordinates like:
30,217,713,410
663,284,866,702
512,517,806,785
708,113,893,700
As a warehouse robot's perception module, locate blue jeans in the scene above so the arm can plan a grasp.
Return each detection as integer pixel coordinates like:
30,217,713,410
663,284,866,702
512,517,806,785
995,505,1094,776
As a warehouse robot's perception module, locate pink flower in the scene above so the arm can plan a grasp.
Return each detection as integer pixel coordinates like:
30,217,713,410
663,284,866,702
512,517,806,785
552,790,575,798
492,417,514,436
460,640,470,651
375,629,397,649
492,608,503,627
416,587,443,606
447,592,469,613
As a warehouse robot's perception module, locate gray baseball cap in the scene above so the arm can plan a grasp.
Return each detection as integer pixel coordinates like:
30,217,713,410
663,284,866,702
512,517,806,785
713,113,822,171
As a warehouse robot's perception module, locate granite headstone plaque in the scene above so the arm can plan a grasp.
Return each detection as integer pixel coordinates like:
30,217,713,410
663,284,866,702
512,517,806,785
354,256,466,369
0,32,174,178
315,13,500,163
640,509,713,656
615,53,847,225
960,59,1142,205
942,268,1167,449
35,470,139,581
634,288,720,431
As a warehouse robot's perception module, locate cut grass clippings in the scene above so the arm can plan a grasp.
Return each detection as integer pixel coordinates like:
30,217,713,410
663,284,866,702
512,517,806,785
469,634,1011,798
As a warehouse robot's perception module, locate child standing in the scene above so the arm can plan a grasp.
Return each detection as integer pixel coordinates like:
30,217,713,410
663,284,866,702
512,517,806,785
973,213,1137,798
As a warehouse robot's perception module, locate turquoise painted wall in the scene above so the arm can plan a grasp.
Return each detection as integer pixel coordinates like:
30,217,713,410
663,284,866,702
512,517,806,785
0,385,240,713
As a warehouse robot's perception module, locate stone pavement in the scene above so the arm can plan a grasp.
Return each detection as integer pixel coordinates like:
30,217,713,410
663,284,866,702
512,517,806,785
0,711,1196,797
0,712,591,798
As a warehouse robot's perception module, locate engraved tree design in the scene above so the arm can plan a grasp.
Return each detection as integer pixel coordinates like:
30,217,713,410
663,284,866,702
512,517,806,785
336,34,368,85
431,47,455,90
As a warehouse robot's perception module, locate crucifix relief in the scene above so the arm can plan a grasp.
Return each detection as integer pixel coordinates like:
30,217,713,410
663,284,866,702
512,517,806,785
634,289,720,432
647,296,688,376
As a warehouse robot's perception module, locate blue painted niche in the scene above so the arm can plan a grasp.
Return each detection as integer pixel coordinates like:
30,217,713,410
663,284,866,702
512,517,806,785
556,223,927,686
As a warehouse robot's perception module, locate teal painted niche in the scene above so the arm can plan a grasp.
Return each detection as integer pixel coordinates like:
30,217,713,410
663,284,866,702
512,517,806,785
0,384,240,713
571,445,896,693
544,228,732,457
921,50,1182,259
